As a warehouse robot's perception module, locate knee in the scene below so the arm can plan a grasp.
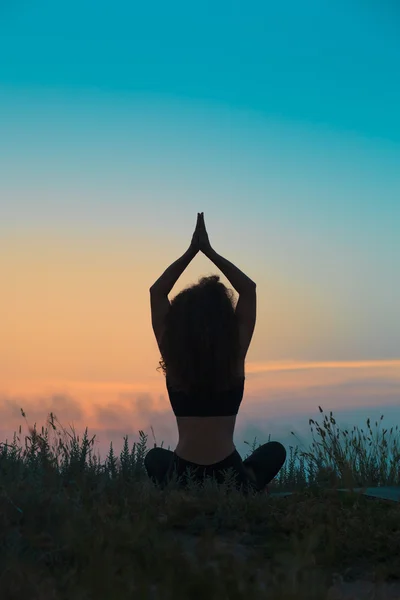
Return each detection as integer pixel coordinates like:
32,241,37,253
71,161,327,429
267,441,287,462
144,446,164,467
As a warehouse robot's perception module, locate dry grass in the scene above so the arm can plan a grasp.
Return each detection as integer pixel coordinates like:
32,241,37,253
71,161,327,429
0,406,399,599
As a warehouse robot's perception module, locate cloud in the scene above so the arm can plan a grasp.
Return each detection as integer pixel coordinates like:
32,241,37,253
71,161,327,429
0,392,87,458
1,362,398,463
0,392,84,426
247,358,400,374
93,391,170,428
90,391,177,458
245,376,400,410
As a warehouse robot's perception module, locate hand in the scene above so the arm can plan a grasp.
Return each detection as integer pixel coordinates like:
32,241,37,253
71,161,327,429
190,213,202,253
190,212,212,255
197,212,212,254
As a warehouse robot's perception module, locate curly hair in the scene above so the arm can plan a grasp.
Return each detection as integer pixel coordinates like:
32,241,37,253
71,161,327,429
156,275,242,393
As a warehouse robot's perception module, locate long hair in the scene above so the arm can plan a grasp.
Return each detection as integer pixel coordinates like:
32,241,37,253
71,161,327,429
156,275,242,393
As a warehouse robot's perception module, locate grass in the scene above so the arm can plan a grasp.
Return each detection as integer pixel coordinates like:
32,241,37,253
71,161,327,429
1,405,400,599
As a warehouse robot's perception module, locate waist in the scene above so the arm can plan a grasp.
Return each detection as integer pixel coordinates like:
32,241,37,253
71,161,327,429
175,415,236,464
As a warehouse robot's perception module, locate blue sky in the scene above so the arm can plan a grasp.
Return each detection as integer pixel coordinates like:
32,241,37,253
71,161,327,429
1,0,399,459
1,0,400,141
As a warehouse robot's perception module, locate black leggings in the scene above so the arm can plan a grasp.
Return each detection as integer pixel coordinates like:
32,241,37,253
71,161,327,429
144,441,286,494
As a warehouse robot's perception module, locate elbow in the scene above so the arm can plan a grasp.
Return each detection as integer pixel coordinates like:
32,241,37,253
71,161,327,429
245,280,257,290
150,284,166,295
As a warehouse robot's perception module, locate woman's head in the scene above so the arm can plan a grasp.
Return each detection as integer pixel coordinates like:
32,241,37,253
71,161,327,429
157,275,241,392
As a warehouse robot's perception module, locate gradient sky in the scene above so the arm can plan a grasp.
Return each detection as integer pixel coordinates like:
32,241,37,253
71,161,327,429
1,1,399,461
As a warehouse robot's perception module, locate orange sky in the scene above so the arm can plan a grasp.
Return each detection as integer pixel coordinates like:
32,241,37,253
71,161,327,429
2,232,399,460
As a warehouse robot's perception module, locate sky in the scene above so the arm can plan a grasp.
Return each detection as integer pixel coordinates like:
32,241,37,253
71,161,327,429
1,0,399,463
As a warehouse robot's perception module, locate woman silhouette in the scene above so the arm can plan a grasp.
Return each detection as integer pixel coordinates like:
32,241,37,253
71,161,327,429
147,213,286,494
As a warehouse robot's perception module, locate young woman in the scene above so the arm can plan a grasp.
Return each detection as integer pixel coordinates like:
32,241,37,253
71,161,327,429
146,213,286,494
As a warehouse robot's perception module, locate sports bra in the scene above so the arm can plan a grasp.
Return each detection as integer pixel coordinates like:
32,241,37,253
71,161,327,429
166,375,245,417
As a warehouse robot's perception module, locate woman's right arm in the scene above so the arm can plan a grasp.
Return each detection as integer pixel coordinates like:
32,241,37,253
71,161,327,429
203,246,256,294
198,212,256,294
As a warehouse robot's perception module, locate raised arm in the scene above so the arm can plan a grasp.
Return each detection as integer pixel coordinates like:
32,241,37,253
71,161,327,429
149,213,202,295
197,212,257,358
197,212,256,293
203,246,256,294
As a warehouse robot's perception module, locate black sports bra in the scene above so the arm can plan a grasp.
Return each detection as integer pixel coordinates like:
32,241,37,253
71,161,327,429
166,375,245,417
